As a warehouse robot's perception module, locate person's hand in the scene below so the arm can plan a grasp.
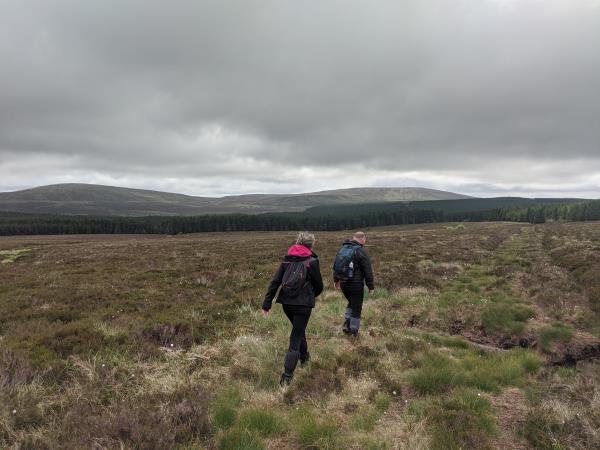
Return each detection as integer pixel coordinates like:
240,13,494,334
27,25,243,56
334,281,341,291
261,309,270,317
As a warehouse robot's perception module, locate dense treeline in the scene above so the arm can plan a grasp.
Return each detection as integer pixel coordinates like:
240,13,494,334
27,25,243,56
1,199,600,235
305,197,582,215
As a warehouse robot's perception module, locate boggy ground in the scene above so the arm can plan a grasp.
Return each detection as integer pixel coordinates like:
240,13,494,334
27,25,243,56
0,222,599,449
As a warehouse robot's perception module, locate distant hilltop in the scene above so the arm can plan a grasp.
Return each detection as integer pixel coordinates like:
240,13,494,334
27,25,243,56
0,183,473,216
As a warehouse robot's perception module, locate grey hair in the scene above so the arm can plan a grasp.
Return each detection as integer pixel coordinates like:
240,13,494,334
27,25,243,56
353,231,366,240
296,231,316,248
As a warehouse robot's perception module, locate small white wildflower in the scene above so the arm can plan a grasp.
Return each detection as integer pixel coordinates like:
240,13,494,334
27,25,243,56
477,393,481,397
12,409,16,415
170,343,174,347
102,364,105,368
393,391,397,395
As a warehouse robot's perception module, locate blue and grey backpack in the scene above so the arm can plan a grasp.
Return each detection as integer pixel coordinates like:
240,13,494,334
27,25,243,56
333,244,358,281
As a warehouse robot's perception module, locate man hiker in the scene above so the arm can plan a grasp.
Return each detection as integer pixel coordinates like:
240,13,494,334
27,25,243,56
333,231,374,336
262,232,324,386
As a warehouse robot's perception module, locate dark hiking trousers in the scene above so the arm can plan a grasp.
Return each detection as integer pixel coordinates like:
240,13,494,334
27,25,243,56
282,304,312,376
341,282,364,333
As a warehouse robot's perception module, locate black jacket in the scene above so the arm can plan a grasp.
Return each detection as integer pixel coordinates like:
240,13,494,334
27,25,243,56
262,246,324,310
333,240,375,290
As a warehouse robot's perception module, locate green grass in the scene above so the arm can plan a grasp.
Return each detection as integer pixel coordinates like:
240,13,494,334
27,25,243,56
357,437,389,450
374,392,391,412
351,406,380,432
410,388,497,450
407,353,458,395
218,429,265,450
407,348,542,395
294,407,339,450
432,236,538,338
481,296,535,336
413,331,470,350
370,287,390,299
524,407,568,450
538,324,573,352
212,385,242,430
237,409,287,437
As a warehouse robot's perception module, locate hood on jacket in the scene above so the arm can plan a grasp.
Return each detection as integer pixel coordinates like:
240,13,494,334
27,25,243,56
287,244,313,257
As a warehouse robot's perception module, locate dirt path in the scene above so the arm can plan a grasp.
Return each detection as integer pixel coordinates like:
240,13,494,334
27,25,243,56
489,388,531,450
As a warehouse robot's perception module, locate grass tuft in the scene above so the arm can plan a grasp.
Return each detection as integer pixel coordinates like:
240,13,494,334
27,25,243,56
352,406,380,432
374,392,391,412
218,429,265,450
237,408,287,437
410,388,497,450
212,385,241,430
294,407,339,449
538,324,573,352
524,407,567,450
407,348,542,395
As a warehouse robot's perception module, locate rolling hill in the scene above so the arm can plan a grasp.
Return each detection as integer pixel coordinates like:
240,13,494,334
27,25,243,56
0,184,473,216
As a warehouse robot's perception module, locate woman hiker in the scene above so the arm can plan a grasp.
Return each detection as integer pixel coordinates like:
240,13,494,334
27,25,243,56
261,231,324,386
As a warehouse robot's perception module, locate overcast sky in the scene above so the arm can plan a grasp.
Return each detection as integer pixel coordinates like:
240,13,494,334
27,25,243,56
1,0,599,197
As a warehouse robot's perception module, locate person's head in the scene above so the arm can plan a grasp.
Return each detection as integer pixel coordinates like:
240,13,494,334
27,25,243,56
296,231,316,248
353,231,366,245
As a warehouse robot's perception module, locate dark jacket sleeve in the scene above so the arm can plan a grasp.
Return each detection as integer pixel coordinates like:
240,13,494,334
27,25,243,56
309,258,324,298
357,248,375,290
262,263,285,310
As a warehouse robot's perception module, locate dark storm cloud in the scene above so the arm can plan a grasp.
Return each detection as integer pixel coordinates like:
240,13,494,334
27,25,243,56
1,0,599,195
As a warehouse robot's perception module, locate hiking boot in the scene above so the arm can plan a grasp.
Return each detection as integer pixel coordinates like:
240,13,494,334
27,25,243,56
342,319,351,334
279,372,293,387
349,317,361,336
283,350,299,379
300,352,310,368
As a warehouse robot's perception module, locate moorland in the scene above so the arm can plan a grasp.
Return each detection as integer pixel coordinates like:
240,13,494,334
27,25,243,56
1,221,599,449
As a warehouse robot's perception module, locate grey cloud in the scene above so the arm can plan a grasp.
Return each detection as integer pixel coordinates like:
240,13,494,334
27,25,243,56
1,0,599,195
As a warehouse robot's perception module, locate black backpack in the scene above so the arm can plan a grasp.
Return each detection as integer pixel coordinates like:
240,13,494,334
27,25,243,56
281,259,312,297
333,244,358,281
